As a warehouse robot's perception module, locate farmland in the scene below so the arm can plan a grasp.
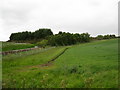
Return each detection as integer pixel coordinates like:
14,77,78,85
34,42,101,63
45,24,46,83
2,39,118,88
2,42,35,51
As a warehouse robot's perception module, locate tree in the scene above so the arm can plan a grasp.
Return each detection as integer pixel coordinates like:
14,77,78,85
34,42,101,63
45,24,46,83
97,35,104,40
47,32,90,46
103,35,110,39
80,33,90,42
58,31,63,34
9,28,53,42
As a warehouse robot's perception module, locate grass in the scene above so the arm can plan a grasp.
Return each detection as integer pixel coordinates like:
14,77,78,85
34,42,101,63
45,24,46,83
2,39,119,88
54,39,118,88
2,42,35,51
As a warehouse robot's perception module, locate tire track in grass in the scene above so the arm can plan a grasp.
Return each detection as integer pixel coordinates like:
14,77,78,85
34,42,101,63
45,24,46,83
19,47,68,71
40,47,68,67
18,47,69,72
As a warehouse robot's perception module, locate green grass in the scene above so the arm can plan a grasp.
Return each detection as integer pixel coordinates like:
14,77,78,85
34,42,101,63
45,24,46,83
2,42,35,51
54,39,118,88
2,39,118,88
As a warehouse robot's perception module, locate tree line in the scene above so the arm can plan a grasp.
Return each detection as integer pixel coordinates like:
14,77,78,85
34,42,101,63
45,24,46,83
9,28,116,47
96,34,116,40
47,32,90,46
9,29,53,41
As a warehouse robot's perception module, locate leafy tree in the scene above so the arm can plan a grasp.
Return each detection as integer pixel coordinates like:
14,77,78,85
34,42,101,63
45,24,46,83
58,31,63,34
47,32,90,46
80,33,90,42
109,34,116,38
97,35,104,40
9,28,53,42
103,35,110,39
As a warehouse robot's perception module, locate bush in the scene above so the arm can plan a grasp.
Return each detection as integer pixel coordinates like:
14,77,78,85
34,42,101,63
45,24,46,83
97,35,104,40
36,40,48,48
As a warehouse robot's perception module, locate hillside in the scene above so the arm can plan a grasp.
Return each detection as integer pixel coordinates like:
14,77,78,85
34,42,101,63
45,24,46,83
2,39,118,88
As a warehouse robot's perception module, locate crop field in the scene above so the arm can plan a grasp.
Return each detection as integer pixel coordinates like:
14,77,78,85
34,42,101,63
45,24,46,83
2,42,35,51
2,39,118,88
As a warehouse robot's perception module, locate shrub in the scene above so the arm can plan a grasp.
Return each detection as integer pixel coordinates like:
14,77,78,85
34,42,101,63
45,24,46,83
36,40,48,48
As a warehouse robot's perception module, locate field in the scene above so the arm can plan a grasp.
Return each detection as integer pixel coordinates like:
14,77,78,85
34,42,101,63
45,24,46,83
2,42,35,51
2,39,118,88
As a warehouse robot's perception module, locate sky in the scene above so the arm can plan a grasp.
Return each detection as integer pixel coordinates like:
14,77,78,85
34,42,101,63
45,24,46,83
0,0,119,41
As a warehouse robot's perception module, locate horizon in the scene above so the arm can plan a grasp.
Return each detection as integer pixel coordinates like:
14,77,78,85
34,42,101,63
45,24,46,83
0,29,118,42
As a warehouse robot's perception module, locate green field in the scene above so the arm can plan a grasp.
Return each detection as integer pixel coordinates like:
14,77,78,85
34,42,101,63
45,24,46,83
2,39,118,88
2,42,35,51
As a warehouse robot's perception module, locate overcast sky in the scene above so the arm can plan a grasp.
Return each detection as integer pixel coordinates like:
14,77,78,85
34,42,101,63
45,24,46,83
0,0,119,41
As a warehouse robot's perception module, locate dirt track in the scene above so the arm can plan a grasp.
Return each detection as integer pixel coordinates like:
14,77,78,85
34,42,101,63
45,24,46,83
40,48,68,67
22,48,68,68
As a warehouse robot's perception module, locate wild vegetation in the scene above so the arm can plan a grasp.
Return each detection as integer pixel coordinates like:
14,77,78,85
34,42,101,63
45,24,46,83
9,28,116,48
48,32,90,46
2,39,118,88
9,29,53,42
9,29,91,46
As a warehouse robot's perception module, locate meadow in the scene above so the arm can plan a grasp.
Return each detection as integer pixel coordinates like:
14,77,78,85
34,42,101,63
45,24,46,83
2,39,118,88
2,42,35,51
